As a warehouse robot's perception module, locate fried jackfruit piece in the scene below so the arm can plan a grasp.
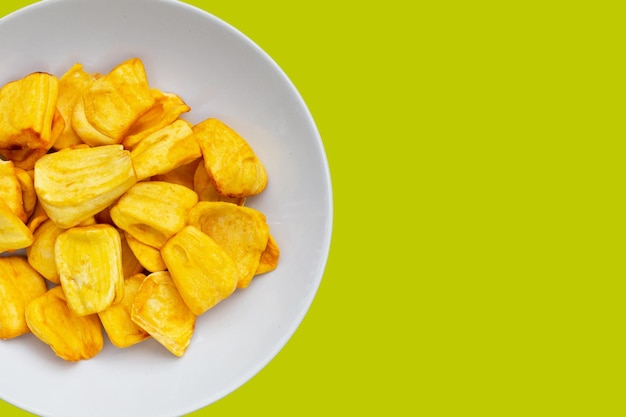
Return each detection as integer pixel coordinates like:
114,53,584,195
123,89,190,150
124,231,167,272
0,160,27,222
25,286,103,361
110,181,198,249
26,201,48,234
72,58,154,146
53,63,98,150
0,257,47,339
55,225,125,316
131,271,195,357
0,72,58,150
34,144,137,228
152,158,200,190
256,233,280,275
161,225,239,315
188,202,270,288
26,219,65,284
0,199,33,252
119,231,144,278
15,168,36,220
98,273,150,348
130,119,202,181
193,118,267,198
193,160,245,205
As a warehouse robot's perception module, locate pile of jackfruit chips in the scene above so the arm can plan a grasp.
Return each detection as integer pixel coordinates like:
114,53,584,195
0,58,280,360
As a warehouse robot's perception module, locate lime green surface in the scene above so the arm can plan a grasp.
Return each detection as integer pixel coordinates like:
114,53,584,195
1,1,624,416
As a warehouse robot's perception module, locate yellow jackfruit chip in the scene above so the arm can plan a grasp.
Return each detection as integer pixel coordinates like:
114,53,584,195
53,63,98,150
161,225,239,315
123,89,190,150
0,72,58,150
256,234,280,275
125,231,167,273
193,159,245,205
130,119,202,181
26,219,65,284
72,58,154,146
55,225,125,316
0,199,33,252
120,231,144,279
34,144,137,228
15,168,36,220
152,158,200,190
25,286,103,361
98,273,150,348
193,118,267,198
188,202,269,288
131,271,195,357
26,201,48,234
110,181,198,249
0,160,27,222
0,257,47,339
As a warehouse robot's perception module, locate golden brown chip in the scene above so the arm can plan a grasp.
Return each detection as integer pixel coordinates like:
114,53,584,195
123,89,191,150
130,119,202,181
26,219,65,284
34,144,137,228
25,286,103,361
131,271,195,357
0,257,47,339
124,231,167,273
0,160,27,222
193,160,245,205
161,225,239,315
0,199,33,253
193,118,268,198
0,72,58,150
55,225,125,316
188,202,269,288
72,58,154,146
256,234,280,275
98,273,150,348
53,63,96,150
110,181,198,249
14,168,36,220
152,158,200,190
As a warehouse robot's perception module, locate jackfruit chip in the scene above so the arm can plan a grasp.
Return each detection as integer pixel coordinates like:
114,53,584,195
152,158,200,190
110,181,198,249
0,160,27,222
120,231,144,278
53,63,97,150
15,168,36,220
130,119,202,181
55,225,125,316
34,144,137,228
193,118,267,198
0,107,65,170
0,257,47,339
188,202,269,288
123,89,190,150
161,225,239,315
25,286,103,361
125,231,167,273
98,273,150,348
256,234,280,275
26,201,48,233
193,159,245,205
131,271,195,357
72,58,154,146
0,72,58,150
0,199,33,252
26,219,65,284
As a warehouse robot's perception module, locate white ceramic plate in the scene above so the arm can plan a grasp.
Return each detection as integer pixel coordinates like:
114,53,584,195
0,1,332,416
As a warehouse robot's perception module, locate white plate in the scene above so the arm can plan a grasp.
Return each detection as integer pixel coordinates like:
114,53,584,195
0,1,332,416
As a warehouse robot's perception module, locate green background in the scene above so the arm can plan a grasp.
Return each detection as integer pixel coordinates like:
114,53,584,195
1,0,624,416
